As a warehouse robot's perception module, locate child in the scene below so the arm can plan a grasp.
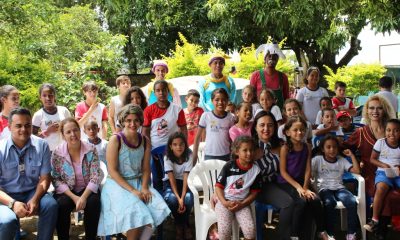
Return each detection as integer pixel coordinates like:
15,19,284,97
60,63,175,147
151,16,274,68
364,119,400,233
225,101,236,114
123,86,148,110
241,85,262,120
75,81,108,140
32,83,71,151
145,60,181,106
313,108,344,147
278,116,331,240
83,120,108,164
258,88,283,124
183,89,204,146
312,135,361,240
97,104,170,239
296,66,329,124
162,132,194,240
109,75,131,134
142,79,187,192
337,111,360,140
215,136,261,240
229,102,252,142
377,76,398,116
0,85,20,140
192,88,235,163
315,97,332,125
332,81,356,116
278,99,312,143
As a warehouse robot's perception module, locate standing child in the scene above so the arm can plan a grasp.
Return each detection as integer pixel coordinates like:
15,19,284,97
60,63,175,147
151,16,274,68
313,108,344,147
332,81,356,116
312,135,361,240
143,79,187,192
278,116,332,240
229,102,252,142
278,99,313,143
183,89,204,146
123,86,148,110
296,66,329,124
75,81,108,140
315,97,332,125
0,85,20,140
258,88,283,124
215,136,261,240
376,76,398,116
163,132,194,240
364,119,400,233
32,83,71,151
109,75,131,134
225,102,236,114
241,85,262,120
83,120,108,165
192,88,235,163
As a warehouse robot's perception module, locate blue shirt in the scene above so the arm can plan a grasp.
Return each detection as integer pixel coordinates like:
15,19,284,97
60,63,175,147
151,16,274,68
0,135,51,193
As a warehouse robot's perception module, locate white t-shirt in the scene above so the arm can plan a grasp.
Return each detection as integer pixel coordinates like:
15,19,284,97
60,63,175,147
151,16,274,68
251,103,262,121
84,138,108,164
373,138,400,170
376,91,398,113
313,124,344,148
199,111,235,156
255,105,282,122
312,155,353,192
163,153,193,181
278,121,313,142
315,110,322,125
296,87,329,124
111,95,123,126
32,106,71,151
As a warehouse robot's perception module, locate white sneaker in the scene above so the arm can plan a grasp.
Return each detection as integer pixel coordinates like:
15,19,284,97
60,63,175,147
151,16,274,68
346,233,357,240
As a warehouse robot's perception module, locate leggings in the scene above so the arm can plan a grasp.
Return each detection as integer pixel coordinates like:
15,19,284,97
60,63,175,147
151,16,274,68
215,201,255,240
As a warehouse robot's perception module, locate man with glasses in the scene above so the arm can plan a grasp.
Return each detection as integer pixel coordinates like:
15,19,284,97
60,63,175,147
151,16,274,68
0,107,57,240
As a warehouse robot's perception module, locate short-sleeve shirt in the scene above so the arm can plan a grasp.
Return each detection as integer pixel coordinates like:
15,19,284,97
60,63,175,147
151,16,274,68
184,107,204,146
296,87,329,123
229,125,252,142
312,155,353,192
143,103,186,149
373,138,400,170
0,135,51,193
75,101,108,140
250,70,289,99
84,138,108,164
376,91,398,113
32,106,71,151
110,95,123,126
163,153,193,181
199,111,235,156
278,121,313,142
316,124,344,136
332,97,355,111
216,159,261,201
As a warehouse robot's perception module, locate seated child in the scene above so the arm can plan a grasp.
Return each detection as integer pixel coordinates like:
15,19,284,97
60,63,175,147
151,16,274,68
337,111,361,141
312,135,361,240
313,108,344,147
83,120,108,164
215,136,261,240
315,96,332,125
364,119,400,233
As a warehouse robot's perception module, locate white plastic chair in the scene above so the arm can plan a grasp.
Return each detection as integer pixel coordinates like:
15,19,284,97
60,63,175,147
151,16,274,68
189,142,207,191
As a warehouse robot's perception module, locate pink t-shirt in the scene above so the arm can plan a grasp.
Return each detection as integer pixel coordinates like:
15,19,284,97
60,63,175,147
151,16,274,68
72,161,86,193
229,125,252,142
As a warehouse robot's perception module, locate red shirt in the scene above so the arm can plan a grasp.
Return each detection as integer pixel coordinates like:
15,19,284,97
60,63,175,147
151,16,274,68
143,103,186,128
332,97,355,111
184,107,204,146
250,70,289,98
0,115,8,134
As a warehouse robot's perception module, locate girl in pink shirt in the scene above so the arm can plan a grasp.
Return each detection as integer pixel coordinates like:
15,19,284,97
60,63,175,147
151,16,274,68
229,102,253,142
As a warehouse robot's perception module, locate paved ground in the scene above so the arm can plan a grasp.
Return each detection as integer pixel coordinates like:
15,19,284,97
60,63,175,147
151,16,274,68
20,213,400,240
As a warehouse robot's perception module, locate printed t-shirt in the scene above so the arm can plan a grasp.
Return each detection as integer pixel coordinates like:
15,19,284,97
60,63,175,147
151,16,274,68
373,138,400,171
216,159,261,201
143,103,186,149
312,155,353,192
184,107,204,146
199,111,235,156
32,106,71,151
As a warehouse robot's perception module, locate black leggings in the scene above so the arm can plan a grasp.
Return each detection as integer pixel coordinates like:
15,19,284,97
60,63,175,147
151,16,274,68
278,183,326,239
54,191,100,240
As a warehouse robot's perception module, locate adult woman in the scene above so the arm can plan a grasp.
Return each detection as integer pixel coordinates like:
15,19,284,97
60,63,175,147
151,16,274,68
198,54,236,111
51,117,101,240
344,95,400,238
252,110,294,240
97,104,170,240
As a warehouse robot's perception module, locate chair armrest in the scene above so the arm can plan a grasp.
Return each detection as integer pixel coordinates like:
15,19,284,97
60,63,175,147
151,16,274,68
350,173,365,200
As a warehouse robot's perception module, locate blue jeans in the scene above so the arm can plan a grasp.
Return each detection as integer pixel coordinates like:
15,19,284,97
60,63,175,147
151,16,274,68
319,188,358,235
0,189,58,240
163,180,194,225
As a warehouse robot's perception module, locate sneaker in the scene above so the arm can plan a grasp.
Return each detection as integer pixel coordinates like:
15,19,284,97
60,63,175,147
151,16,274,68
346,233,357,240
364,219,379,232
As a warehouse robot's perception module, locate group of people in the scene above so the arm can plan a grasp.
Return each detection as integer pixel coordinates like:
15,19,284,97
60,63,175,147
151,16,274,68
0,43,399,240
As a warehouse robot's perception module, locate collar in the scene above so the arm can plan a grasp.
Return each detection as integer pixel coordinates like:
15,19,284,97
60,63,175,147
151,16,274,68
55,140,93,163
7,136,32,152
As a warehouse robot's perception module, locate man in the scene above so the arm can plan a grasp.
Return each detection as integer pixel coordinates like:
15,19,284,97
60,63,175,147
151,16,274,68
0,107,57,240
251,43,289,109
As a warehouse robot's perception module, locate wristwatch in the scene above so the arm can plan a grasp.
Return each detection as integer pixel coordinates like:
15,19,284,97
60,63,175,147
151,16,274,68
8,199,16,209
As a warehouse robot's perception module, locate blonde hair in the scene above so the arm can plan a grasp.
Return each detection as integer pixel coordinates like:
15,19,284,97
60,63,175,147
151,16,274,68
362,95,395,126
115,75,131,86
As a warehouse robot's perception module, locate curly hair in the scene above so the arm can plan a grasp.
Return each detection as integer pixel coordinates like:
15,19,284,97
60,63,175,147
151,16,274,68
362,95,395,126
117,104,144,125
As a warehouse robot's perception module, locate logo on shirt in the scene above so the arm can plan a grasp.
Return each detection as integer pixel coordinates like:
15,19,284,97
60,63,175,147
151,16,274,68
157,119,168,136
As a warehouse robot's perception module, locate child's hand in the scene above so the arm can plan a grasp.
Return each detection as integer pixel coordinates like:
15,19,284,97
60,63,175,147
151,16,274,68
296,187,306,198
342,149,354,158
229,201,244,212
224,200,237,210
177,198,186,213
304,189,316,200
141,189,152,203
89,100,99,110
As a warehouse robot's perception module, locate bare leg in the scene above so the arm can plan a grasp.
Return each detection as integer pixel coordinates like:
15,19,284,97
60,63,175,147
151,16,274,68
372,182,390,220
127,227,143,240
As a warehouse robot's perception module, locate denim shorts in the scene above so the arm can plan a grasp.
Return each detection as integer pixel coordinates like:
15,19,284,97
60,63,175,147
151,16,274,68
375,170,400,188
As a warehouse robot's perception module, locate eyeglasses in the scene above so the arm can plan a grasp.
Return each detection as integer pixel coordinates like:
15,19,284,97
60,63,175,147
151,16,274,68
368,106,383,111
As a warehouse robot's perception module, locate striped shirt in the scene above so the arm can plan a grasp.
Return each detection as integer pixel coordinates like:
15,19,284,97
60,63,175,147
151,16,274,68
255,141,279,183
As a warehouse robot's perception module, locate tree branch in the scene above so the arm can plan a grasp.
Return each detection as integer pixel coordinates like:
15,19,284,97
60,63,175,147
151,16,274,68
337,36,362,67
